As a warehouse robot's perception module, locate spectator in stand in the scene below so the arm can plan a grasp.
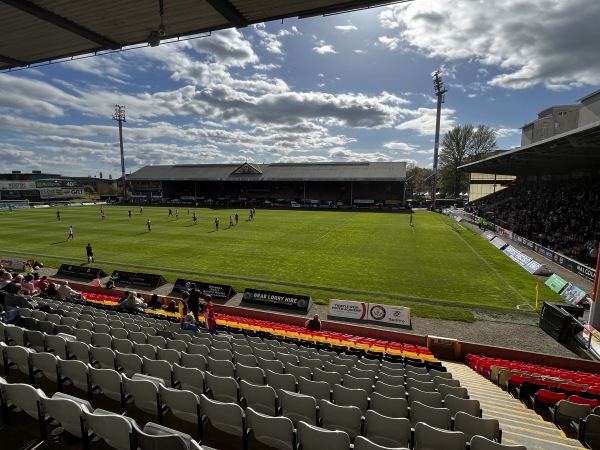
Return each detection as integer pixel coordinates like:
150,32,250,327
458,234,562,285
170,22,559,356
181,314,199,333
163,299,178,313
200,295,217,334
34,275,50,291
105,276,115,289
58,281,84,303
92,275,102,288
147,293,162,309
20,274,36,295
122,291,145,311
187,283,200,320
46,282,60,297
1,283,38,310
0,272,13,290
305,314,322,332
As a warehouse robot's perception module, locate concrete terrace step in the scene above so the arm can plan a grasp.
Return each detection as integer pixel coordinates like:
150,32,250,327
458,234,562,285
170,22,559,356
445,361,584,450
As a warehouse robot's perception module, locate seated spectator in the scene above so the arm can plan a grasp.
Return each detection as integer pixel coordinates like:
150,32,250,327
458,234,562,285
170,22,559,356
1,283,38,310
46,282,60,297
34,275,50,290
0,272,12,290
163,299,178,312
304,314,322,331
24,263,34,275
146,293,162,309
122,291,145,311
179,292,189,319
20,274,36,295
57,281,84,303
92,275,102,288
181,314,199,333
105,277,115,289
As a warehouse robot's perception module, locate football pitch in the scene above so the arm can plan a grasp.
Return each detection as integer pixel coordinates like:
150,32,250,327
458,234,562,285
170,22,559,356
0,206,558,322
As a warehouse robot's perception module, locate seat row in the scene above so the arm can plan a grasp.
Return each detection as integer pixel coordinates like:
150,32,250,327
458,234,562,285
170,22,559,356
0,376,209,450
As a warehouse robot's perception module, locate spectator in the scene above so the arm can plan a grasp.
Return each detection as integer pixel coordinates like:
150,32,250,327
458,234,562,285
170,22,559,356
58,281,84,303
1,282,38,310
122,291,145,311
20,274,36,295
304,314,322,332
92,275,102,288
147,293,162,309
105,276,115,289
181,314,199,333
163,299,178,313
200,295,217,334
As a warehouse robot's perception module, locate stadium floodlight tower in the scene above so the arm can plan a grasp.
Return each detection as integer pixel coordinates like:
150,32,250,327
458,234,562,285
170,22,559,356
113,105,127,201
432,71,448,211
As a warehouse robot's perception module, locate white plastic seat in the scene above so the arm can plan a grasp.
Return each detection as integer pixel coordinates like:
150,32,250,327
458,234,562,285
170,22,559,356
343,373,373,396
92,332,114,349
42,392,93,441
444,394,481,419
91,346,117,370
332,384,369,414
234,352,259,367
147,335,168,348
30,351,60,385
369,392,408,418
123,373,167,423
408,387,443,408
258,357,284,374
298,356,324,372
0,377,48,439
236,363,266,385
266,369,297,394
67,340,91,363
208,356,235,378
470,436,526,450
158,347,182,366
298,376,331,401
438,384,468,399
246,406,294,450
143,356,176,387
374,380,406,399
174,364,205,397
188,343,210,359
324,361,350,378
167,339,188,352
278,389,318,426
285,362,312,381
239,379,277,415
135,343,157,360
205,371,239,404
349,366,377,383
25,330,47,352
115,350,143,377
454,411,501,445
209,347,233,361
413,421,465,450
58,358,92,398
83,407,136,450
181,352,208,371
89,366,129,411
134,421,203,450
376,372,405,386
159,384,202,438
313,368,342,390
363,409,411,448
200,394,247,449
410,401,452,429
296,420,350,450
319,399,362,440
3,343,34,377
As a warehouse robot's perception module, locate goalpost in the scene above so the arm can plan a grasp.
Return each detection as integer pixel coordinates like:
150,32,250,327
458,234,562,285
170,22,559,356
0,199,30,211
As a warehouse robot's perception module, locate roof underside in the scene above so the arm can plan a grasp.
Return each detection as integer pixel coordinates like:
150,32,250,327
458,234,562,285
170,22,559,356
460,121,600,176
129,162,407,181
0,0,408,71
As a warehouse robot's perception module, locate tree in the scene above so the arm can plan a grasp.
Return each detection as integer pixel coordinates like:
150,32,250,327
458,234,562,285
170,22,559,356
438,124,497,197
406,164,433,196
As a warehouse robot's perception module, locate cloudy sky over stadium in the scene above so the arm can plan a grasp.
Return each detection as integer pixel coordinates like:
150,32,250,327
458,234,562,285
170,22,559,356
1,0,599,178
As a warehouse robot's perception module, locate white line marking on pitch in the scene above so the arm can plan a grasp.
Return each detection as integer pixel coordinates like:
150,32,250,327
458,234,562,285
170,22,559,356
312,216,355,244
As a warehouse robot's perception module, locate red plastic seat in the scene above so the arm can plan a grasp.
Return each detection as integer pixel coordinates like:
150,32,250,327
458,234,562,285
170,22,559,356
533,389,567,410
568,395,600,408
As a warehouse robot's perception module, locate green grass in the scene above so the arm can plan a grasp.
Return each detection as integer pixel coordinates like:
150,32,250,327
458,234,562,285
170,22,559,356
0,206,560,322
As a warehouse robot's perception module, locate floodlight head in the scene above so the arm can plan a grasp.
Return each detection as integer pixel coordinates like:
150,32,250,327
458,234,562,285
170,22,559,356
148,30,161,47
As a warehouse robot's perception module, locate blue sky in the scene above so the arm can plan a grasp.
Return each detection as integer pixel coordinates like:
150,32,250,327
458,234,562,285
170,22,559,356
1,0,599,178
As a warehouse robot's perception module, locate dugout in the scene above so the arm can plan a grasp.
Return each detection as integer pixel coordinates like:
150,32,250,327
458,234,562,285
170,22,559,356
128,162,407,208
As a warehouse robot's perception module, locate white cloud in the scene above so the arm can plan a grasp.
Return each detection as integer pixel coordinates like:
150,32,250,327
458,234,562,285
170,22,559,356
313,41,336,54
336,25,357,32
382,0,600,90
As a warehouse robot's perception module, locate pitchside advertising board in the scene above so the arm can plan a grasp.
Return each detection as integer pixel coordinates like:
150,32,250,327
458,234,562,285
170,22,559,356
173,278,236,301
110,270,167,289
0,256,33,271
242,288,313,312
57,264,107,280
329,299,411,327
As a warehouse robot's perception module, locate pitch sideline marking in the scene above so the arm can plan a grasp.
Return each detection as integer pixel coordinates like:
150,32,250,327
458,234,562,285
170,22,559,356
447,218,534,311
312,215,355,244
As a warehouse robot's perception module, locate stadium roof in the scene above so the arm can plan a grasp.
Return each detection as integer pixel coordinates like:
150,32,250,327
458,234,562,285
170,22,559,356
129,162,406,182
459,121,600,176
0,0,409,72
